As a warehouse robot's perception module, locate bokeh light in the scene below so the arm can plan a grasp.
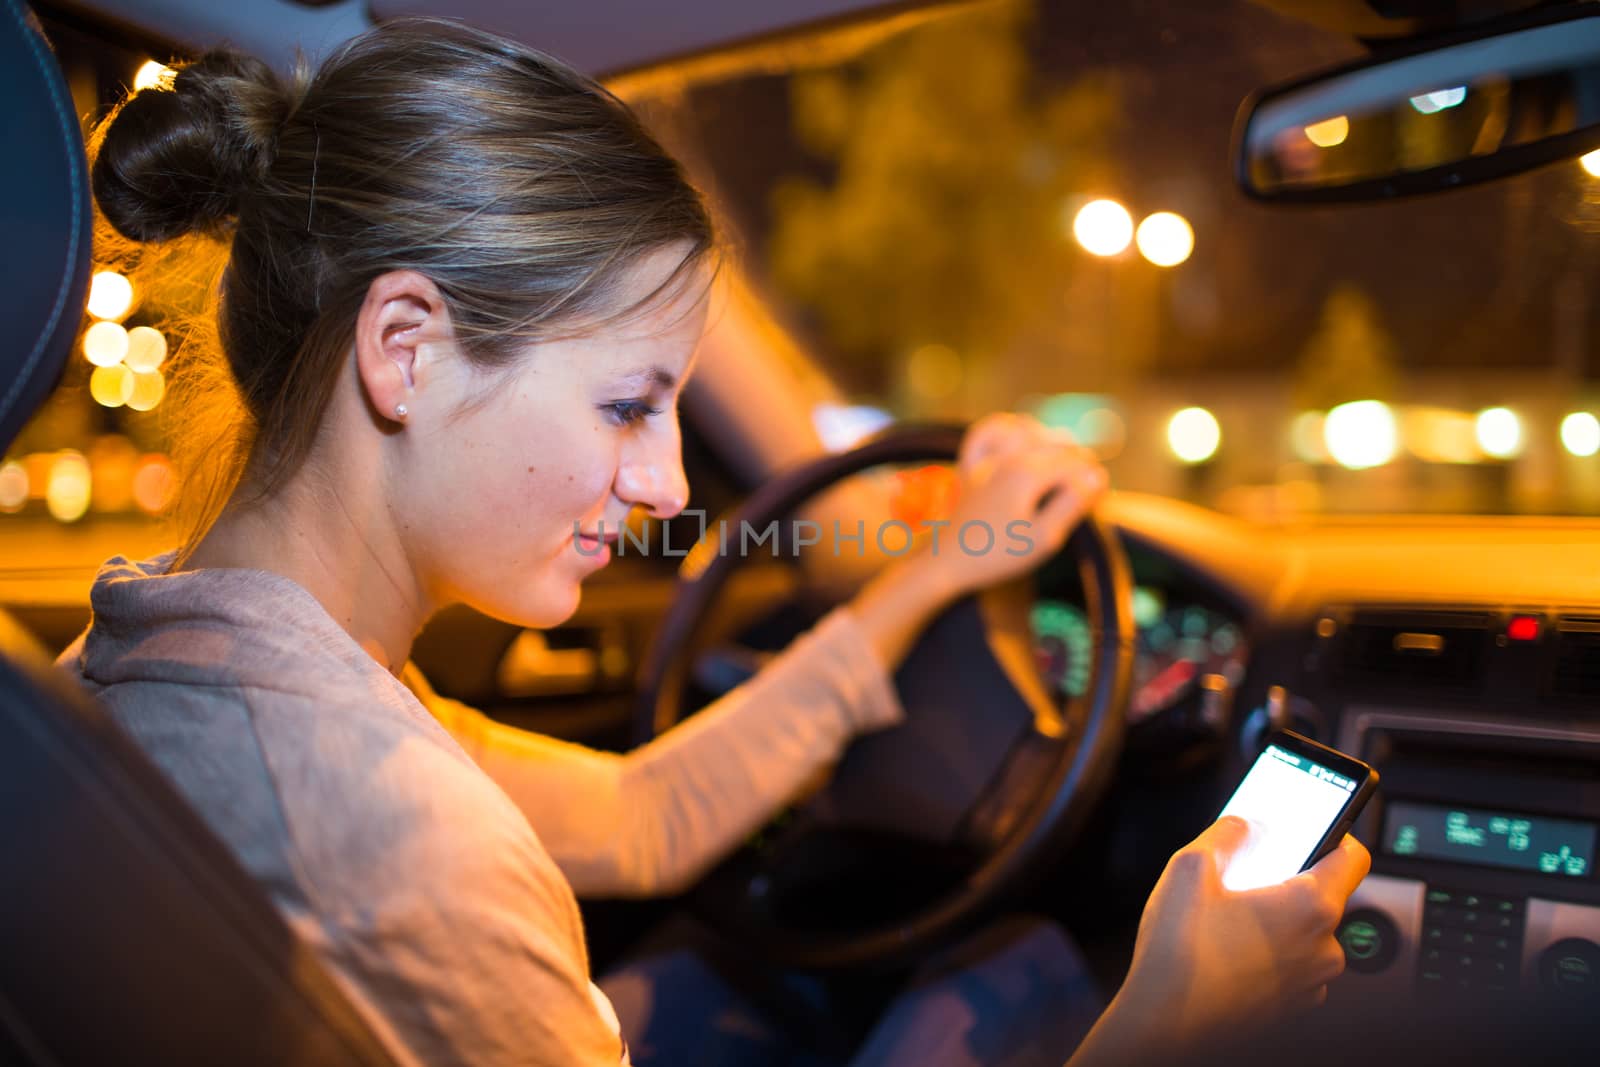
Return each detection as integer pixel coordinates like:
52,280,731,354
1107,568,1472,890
88,435,139,513
1072,199,1134,257
1324,400,1397,469
86,270,133,321
45,451,92,523
1475,406,1523,459
132,454,176,515
134,60,174,92
126,368,167,412
1135,212,1194,268
22,454,53,499
1561,412,1600,457
1403,407,1478,464
124,325,168,372
1078,407,1127,460
90,364,135,408
83,321,130,367
1583,150,1600,178
0,460,27,513
1290,411,1327,463
1167,406,1221,464
1303,116,1349,148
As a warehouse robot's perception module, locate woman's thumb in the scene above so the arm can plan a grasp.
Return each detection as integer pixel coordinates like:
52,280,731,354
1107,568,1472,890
1197,815,1259,874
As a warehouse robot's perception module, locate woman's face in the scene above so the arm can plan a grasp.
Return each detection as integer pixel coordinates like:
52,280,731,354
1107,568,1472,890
395,247,709,628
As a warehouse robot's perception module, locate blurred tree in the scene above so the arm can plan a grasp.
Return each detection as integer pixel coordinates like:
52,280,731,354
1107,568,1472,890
1292,283,1401,410
768,0,1119,413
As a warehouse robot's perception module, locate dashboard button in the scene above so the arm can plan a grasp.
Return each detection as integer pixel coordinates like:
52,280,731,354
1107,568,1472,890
1337,908,1399,974
1539,938,1600,1002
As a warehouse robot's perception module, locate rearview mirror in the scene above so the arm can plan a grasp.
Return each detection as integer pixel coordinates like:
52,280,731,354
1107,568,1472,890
1237,7,1600,202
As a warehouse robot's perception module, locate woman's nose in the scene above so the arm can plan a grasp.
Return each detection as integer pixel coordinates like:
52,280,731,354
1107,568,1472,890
615,452,689,520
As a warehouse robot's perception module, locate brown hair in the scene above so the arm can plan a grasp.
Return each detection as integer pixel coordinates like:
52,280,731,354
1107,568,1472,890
89,18,713,557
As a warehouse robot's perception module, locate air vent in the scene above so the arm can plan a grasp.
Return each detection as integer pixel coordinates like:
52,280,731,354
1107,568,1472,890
1551,617,1600,700
1339,611,1491,690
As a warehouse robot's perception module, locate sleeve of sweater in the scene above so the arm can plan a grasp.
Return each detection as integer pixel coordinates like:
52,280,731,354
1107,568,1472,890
406,606,904,898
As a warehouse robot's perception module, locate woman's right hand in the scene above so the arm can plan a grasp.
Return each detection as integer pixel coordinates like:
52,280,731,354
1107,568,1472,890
1072,816,1371,1063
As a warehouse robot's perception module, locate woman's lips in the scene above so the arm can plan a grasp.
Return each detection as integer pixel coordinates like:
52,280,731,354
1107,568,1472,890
574,530,617,565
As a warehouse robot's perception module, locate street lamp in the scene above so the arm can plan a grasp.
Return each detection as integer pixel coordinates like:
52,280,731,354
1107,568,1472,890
1136,212,1194,267
1072,199,1133,257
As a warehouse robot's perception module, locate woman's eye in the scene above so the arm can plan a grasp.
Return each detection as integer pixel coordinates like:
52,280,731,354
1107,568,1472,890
606,400,663,426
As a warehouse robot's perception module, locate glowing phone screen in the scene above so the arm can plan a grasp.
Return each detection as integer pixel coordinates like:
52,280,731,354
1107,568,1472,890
1217,743,1360,891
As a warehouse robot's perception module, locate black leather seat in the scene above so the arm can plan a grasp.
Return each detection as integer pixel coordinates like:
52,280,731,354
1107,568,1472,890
0,4,406,1063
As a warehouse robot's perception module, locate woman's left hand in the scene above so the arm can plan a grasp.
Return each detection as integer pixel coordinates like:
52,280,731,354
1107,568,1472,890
919,412,1109,599
848,413,1107,679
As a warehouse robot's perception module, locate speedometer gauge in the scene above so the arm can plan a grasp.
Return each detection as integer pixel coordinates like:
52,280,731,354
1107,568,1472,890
1131,598,1247,721
1030,599,1092,700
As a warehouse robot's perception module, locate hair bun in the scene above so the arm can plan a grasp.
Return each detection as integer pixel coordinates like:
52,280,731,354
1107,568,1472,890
92,50,290,243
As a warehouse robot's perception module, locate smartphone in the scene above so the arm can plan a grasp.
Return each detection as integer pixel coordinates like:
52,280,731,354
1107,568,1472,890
1215,730,1378,892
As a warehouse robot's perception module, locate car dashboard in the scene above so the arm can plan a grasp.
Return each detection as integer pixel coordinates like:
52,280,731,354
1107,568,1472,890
1043,492,1600,1012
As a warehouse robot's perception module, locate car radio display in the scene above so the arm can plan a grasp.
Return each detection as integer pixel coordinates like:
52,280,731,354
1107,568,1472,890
1381,800,1595,877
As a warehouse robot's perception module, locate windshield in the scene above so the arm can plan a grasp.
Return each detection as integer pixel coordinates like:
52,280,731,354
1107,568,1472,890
8,0,1600,543
657,0,1600,519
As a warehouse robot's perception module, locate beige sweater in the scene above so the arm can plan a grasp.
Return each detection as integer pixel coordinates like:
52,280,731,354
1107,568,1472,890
60,554,903,1066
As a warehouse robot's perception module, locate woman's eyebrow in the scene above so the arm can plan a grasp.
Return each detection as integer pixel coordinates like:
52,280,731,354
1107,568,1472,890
617,366,677,391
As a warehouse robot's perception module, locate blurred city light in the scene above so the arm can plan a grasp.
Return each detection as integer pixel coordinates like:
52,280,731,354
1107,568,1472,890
1073,199,1134,257
0,461,27,513
1290,411,1328,463
132,454,175,515
83,320,129,367
90,364,134,408
88,435,139,513
22,454,52,500
1561,412,1600,457
124,325,168,373
1077,406,1127,460
45,451,91,523
1403,407,1478,464
1475,406,1523,459
1303,116,1349,148
1583,150,1600,178
126,369,167,412
134,60,174,92
86,270,133,321
1135,212,1194,268
812,403,893,452
1325,400,1397,469
1167,407,1221,464
1409,87,1466,114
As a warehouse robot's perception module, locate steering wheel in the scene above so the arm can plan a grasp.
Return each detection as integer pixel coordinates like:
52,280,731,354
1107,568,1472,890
634,425,1135,969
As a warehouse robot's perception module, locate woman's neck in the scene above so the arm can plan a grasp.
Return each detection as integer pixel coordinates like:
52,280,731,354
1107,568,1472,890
185,471,430,674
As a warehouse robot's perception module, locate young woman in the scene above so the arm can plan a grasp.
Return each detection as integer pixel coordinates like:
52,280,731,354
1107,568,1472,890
67,18,1368,1066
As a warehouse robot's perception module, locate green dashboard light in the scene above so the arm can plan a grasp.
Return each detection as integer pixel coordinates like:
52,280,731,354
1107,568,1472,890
1340,920,1382,960
1555,956,1591,981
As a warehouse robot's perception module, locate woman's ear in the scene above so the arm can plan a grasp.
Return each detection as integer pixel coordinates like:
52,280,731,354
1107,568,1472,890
353,270,453,424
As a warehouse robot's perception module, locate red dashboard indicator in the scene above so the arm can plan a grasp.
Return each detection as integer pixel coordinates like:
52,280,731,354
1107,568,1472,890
1507,615,1541,642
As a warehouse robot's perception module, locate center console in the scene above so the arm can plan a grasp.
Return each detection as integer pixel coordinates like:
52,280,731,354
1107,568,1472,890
1256,605,1600,1011
1332,709,1600,1008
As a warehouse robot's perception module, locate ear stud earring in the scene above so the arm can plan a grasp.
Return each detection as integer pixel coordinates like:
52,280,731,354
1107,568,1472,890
394,404,408,420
